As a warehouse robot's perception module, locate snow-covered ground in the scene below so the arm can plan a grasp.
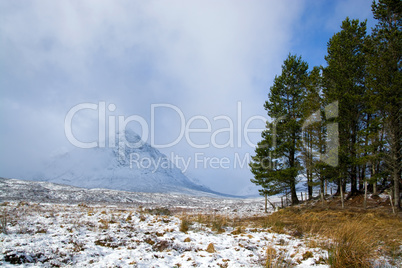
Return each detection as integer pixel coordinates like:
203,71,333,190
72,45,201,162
0,177,276,217
0,201,329,267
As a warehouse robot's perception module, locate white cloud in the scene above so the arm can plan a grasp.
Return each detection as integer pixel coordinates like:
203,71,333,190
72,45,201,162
1,0,374,193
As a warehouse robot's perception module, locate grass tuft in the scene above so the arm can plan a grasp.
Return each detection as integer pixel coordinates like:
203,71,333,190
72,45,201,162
179,217,191,233
206,243,216,253
327,221,376,267
265,246,277,268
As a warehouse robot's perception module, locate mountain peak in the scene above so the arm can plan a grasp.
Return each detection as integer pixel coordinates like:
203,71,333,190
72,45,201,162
33,129,214,195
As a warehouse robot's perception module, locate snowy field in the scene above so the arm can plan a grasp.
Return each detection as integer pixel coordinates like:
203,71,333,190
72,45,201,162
0,201,329,267
0,177,277,217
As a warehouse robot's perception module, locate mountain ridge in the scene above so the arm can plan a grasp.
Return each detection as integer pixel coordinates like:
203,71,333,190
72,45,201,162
28,129,237,197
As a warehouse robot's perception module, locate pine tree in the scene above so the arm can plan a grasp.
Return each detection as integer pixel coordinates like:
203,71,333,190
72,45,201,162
250,127,285,212
367,0,401,209
254,54,309,205
323,18,368,197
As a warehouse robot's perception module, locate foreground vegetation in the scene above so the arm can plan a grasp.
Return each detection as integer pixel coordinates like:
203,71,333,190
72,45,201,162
181,196,402,267
256,205,402,267
0,201,327,267
1,195,401,267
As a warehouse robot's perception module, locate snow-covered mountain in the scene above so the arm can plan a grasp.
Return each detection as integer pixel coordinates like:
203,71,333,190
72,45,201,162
235,184,261,198
32,129,215,195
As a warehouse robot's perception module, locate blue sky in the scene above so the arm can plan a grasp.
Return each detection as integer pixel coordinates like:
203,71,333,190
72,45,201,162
0,0,376,195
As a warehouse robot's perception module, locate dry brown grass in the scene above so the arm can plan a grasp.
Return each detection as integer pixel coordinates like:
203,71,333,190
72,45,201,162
231,226,244,235
206,243,216,253
243,206,402,267
265,246,277,268
137,198,401,267
179,206,401,267
179,217,191,233
181,214,231,234
327,221,376,267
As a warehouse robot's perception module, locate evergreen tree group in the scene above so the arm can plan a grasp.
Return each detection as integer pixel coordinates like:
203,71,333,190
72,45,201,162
250,0,401,211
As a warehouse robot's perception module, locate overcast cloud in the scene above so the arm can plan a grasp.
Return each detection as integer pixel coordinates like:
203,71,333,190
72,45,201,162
0,0,375,195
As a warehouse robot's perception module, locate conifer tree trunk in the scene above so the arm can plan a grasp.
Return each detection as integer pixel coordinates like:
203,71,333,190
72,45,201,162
290,146,299,205
372,162,377,195
364,180,368,209
340,178,345,209
320,180,325,205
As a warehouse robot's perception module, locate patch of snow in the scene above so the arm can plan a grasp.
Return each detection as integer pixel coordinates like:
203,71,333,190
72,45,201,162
0,202,331,267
